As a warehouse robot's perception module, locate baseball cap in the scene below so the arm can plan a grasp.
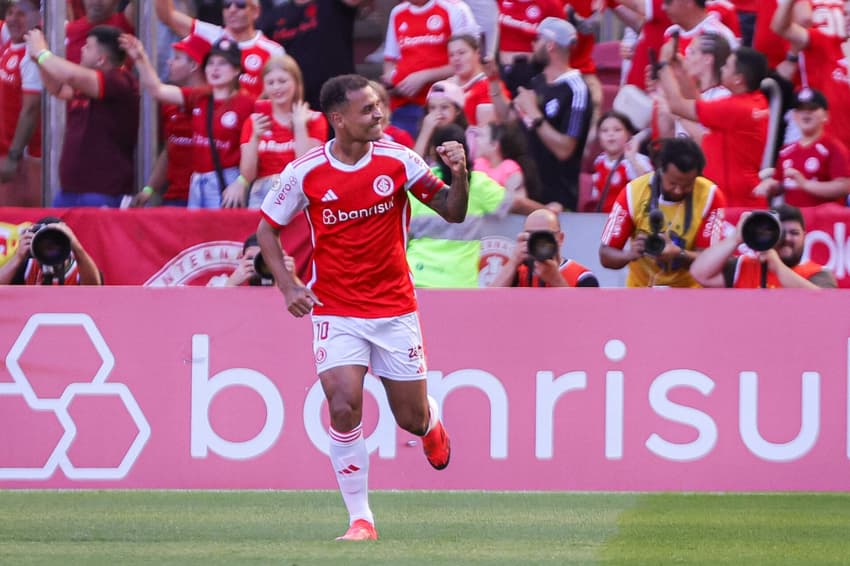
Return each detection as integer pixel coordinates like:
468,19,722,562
426,80,466,109
537,17,577,48
172,34,212,65
795,87,828,110
204,37,242,70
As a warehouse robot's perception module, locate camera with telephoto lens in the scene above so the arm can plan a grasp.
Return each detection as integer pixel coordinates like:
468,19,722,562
644,209,667,257
29,223,72,266
741,210,782,252
527,230,559,262
251,252,274,285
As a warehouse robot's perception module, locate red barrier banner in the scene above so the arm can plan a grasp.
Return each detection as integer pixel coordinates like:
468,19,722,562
1,287,849,490
0,207,313,285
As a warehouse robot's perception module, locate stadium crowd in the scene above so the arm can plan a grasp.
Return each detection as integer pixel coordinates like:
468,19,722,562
0,0,849,288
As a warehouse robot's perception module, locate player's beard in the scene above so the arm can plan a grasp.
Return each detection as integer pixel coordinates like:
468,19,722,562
365,121,384,142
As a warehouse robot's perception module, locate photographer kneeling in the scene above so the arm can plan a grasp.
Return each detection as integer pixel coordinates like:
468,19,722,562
0,217,102,285
207,233,295,287
489,209,599,287
690,204,836,289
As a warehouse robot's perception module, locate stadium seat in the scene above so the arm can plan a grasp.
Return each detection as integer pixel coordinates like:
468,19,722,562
592,40,622,87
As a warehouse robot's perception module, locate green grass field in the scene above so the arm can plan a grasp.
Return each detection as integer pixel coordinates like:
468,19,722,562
1,491,849,565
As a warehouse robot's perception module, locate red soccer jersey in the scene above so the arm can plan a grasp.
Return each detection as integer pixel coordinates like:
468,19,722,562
800,30,850,151
261,140,447,317
809,0,848,39
753,1,789,69
0,42,42,157
463,75,511,125
591,152,652,213
774,134,850,207
181,87,256,173
696,91,769,208
498,0,563,53
241,100,329,178
556,0,596,73
384,0,477,109
706,0,741,38
191,20,284,98
161,103,194,201
626,0,671,89
730,0,756,11
664,12,739,56
383,124,415,148
65,13,134,65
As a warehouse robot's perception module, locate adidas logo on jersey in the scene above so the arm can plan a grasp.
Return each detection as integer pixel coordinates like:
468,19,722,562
321,189,339,202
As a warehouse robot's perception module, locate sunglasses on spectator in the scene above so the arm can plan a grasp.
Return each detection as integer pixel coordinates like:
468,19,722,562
223,0,250,9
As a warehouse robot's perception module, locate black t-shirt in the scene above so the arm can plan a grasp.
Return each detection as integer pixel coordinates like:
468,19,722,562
258,0,357,109
526,70,592,211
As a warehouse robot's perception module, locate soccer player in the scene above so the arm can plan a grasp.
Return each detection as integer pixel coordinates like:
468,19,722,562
256,74,468,542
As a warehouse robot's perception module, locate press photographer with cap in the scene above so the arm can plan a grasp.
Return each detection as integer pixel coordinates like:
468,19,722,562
489,208,598,287
0,217,103,285
206,232,295,287
689,204,836,289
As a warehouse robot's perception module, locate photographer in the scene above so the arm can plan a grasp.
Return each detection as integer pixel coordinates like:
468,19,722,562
598,137,726,288
206,233,294,287
489,208,598,287
690,204,836,289
0,217,102,285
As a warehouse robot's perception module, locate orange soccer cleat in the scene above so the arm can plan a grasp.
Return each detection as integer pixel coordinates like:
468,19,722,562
422,421,451,470
335,519,379,541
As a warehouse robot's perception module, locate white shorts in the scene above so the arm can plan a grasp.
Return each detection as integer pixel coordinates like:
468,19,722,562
311,312,427,381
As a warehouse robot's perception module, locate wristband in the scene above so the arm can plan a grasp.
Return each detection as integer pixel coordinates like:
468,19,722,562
530,116,545,131
36,50,52,65
141,185,154,196
237,175,249,186
785,52,799,63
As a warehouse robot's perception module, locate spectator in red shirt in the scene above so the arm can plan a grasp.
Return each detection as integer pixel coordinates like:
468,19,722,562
27,25,139,207
445,33,510,126
658,43,768,208
231,55,328,208
772,0,850,153
66,0,135,64
382,0,477,138
155,0,284,98
414,80,469,161
134,34,210,208
122,34,255,209
754,88,850,208
0,0,42,207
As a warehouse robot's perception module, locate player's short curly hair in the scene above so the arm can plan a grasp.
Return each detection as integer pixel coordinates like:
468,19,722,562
319,74,371,115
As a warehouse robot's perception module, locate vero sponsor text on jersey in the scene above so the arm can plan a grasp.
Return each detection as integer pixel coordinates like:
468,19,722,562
273,175,298,206
322,198,395,225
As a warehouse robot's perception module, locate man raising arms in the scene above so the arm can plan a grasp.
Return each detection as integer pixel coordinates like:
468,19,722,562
257,74,468,541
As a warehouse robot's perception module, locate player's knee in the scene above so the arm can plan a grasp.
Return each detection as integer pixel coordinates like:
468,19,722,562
327,399,362,431
396,410,429,436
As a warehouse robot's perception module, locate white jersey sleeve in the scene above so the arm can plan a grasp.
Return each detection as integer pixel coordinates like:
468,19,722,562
20,56,43,93
446,0,479,35
260,164,310,228
383,5,403,61
191,19,224,43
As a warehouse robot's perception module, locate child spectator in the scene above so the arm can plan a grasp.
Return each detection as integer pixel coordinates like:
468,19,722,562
589,111,651,212
473,121,560,213
122,34,255,209
753,88,850,208
414,80,469,161
228,55,327,208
